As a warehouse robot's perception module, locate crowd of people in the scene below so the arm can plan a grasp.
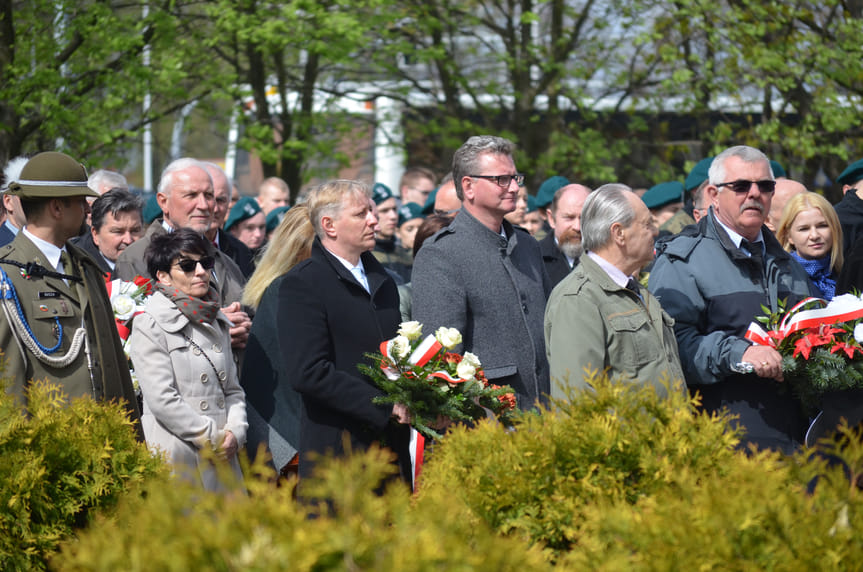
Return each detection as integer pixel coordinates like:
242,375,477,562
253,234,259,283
1,136,863,492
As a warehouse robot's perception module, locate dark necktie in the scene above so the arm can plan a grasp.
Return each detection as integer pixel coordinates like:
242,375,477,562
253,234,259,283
625,277,643,301
742,240,763,267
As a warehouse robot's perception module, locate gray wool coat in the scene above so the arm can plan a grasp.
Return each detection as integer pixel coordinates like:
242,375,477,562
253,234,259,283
411,208,552,409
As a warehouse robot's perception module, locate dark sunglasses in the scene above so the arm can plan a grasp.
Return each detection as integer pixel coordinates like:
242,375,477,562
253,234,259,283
715,179,776,194
470,173,526,187
173,255,215,273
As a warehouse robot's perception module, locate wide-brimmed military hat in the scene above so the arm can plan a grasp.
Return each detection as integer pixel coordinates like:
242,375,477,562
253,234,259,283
642,181,684,209
225,196,263,231
6,152,98,198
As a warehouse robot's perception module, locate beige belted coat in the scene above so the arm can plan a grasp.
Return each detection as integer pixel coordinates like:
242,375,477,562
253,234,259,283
130,290,247,491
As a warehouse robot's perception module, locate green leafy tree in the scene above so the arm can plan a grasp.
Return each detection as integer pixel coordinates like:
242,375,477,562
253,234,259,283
0,0,221,171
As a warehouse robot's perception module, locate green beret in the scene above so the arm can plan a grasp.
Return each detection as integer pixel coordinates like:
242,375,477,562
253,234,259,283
684,157,714,192
527,194,538,213
266,205,291,233
837,159,863,186
225,196,262,231
142,193,162,225
6,152,98,199
398,202,425,227
769,160,786,178
535,176,570,209
642,181,684,209
421,187,438,215
371,182,394,205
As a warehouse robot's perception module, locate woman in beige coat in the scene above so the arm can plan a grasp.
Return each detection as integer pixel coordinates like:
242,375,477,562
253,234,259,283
130,229,247,491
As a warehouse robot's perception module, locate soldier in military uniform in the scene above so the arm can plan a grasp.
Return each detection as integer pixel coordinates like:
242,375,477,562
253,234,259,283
0,152,141,433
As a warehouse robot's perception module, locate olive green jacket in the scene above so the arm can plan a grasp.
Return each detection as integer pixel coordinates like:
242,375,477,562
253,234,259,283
0,232,141,433
544,254,684,400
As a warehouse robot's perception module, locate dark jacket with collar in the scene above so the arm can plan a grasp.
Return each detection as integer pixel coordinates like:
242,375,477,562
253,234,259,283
834,189,863,255
71,231,113,278
278,238,410,482
539,232,575,289
0,233,141,436
0,222,17,248
411,208,552,409
217,228,255,279
648,209,815,453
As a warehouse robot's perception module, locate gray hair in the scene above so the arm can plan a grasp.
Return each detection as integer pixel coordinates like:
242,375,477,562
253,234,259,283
157,158,212,197
452,135,515,200
307,179,371,239
708,145,773,185
90,188,143,231
3,156,29,192
87,169,128,194
581,183,634,252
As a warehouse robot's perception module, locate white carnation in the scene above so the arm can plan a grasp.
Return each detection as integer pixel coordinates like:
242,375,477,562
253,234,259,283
435,327,463,350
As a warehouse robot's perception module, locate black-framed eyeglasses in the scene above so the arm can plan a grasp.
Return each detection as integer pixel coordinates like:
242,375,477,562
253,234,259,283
470,173,525,187
173,255,215,273
715,179,776,194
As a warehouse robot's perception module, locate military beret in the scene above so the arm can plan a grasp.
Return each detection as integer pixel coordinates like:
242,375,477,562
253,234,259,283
7,152,98,199
266,205,291,233
535,176,570,209
371,182,394,205
421,187,438,215
527,194,538,213
142,193,162,225
398,202,425,227
837,158,863,186
769,160,786,178
684,157,713,192
642,181,684,209
225,196,263,231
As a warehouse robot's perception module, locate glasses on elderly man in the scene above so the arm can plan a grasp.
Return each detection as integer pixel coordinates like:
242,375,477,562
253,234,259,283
173,255,215,273
715,179,776,194
470,173,525,187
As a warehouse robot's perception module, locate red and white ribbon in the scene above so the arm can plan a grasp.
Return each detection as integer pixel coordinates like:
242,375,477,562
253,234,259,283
745,294,863,347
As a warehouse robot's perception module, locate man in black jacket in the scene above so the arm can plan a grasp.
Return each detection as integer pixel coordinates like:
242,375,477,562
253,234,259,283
73,188,143,278
540,183,591,289
278,180,412,485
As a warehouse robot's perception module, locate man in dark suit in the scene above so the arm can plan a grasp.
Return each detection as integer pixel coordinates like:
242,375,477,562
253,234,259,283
73,188,143,278
278,180,412,485
202,162,255,278
540,183,591,289
0,152,140,433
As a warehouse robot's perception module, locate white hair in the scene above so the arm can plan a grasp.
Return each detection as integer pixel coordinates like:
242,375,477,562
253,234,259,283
157,158,211,197
87,169,128,194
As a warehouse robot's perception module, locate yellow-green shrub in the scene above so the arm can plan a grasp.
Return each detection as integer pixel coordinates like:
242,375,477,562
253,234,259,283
417,372,740,556
57,447,549,571
0,376,167,570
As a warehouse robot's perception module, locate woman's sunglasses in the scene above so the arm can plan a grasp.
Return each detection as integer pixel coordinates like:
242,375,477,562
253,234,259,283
173,255,215,273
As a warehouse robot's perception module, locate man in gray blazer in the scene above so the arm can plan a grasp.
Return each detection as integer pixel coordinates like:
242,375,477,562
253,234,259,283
411,136,552,409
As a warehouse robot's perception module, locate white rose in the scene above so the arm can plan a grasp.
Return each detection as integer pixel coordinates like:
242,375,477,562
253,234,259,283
456,360,476,381
397,321,423,341
462,351,481,369
435,327,463,350
391,335,411,359
112,294,136,321
854,323,863,344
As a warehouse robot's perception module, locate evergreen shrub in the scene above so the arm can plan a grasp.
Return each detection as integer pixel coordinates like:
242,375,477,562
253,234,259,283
0,373,167,570
57,446,549,571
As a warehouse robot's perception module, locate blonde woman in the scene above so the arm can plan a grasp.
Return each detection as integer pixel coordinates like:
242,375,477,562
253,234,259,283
776,192,843,300
240,205,315,477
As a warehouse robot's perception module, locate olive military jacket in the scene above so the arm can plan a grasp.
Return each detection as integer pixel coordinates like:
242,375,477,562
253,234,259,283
0,232,141,431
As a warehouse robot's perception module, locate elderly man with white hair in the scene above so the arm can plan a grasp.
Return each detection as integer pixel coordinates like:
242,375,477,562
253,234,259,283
544,184,684,400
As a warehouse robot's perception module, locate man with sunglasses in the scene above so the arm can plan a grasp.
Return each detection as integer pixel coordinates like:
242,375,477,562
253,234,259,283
649,145,815,454
412,135,552,410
